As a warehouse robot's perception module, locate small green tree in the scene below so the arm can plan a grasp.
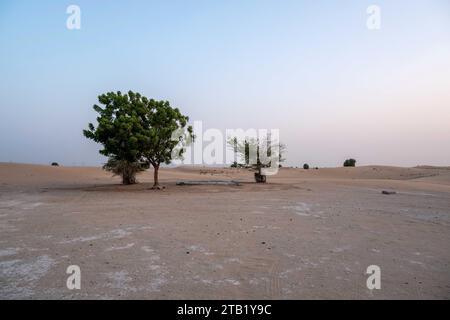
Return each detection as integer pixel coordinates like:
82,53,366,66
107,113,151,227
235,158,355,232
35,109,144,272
141,99,193,189
83,91,149,185
227,135,285,183
303,163,309,170
343,158,356,167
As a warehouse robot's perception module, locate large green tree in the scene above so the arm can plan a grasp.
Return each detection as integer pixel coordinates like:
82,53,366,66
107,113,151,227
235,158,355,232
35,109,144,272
83,91,149,184
83,91,192,188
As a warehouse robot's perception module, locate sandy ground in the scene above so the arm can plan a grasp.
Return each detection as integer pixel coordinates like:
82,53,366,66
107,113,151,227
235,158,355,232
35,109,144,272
0,163,449,299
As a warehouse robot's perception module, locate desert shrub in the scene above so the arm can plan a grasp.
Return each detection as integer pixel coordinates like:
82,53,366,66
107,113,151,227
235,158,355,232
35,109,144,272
103,157,149,185
343,159,356,167
303,163,309,170
51,162,59,166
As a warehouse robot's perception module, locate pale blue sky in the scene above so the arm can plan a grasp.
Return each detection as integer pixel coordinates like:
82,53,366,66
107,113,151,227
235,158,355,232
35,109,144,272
1,0,449,167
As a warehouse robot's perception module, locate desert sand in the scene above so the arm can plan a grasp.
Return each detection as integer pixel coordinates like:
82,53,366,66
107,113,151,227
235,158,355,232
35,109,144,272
0,163,449,299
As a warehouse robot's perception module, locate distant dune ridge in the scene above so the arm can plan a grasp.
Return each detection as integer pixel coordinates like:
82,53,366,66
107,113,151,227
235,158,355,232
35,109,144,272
1,162,449,184
1,162,450,192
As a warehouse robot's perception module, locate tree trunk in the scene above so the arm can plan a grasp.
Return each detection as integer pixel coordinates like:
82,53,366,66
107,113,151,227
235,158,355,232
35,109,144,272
254,167,266,183
152,164,163,189
153,165,159,186
122,172,136,185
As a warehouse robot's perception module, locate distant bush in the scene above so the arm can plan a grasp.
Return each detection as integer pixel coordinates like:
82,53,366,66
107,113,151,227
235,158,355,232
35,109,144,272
303,163,309,170
343,159,356,167
51,162,59,166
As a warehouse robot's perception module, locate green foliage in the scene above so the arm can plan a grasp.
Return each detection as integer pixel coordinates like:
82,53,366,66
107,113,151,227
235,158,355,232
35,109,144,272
103,156,149,185
343,158,357,167
83,91,149,164
84,91,192,186
303,163,309,170
142,99,193,168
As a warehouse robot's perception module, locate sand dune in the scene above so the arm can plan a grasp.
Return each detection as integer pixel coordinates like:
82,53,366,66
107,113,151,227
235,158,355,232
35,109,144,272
0,163,449,299
2,162,449,186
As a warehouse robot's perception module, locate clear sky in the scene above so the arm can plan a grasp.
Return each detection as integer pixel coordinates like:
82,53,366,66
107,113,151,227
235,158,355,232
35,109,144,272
1,0,449,167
